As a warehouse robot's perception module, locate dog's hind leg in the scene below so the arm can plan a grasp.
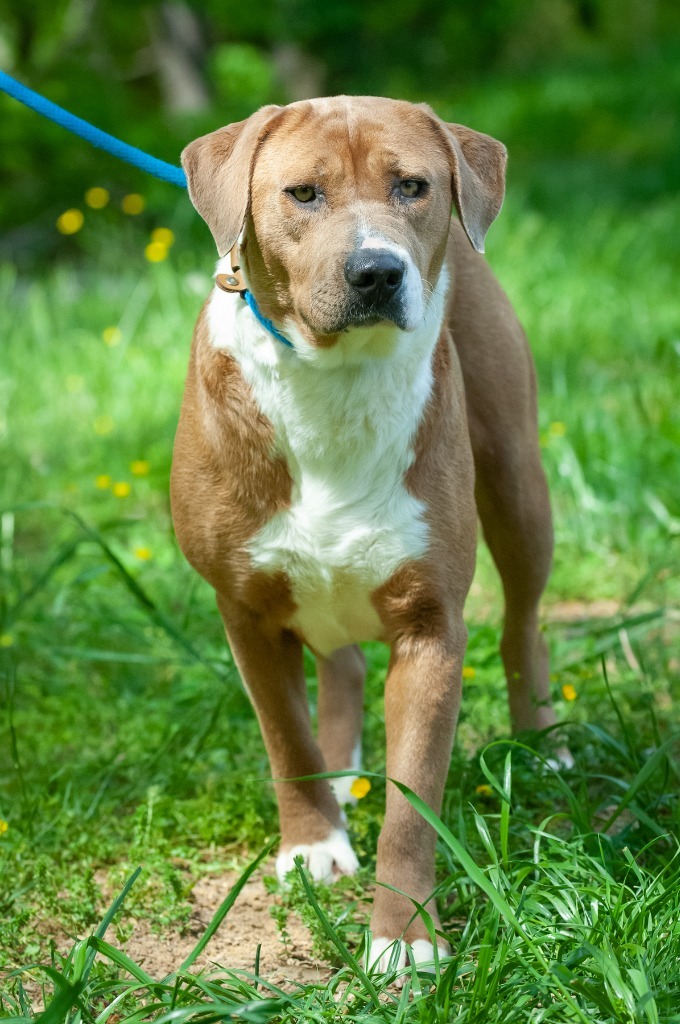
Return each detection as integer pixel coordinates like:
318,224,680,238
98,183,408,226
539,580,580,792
473,445,558,735
317,645,366,806
216,595,359,884
447,230,567,754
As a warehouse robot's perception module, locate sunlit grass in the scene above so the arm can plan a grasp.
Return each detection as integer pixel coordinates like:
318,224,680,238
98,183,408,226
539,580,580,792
3,761,680,1021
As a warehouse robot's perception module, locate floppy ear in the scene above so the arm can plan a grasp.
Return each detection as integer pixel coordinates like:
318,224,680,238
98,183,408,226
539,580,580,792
445,123,507,253
181,105,282,256
422,109,507,253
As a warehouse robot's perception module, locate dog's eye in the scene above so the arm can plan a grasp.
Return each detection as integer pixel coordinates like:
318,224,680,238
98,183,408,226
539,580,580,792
398,179,426,199
291,186,316,203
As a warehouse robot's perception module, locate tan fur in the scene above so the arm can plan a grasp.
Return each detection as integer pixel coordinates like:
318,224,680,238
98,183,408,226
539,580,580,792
171,96,556,953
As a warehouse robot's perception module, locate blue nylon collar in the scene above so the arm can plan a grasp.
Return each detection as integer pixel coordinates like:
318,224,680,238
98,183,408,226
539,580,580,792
242,290,294,349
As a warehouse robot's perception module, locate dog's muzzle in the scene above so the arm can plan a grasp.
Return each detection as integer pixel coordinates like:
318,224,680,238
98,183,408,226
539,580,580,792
342,249,408,329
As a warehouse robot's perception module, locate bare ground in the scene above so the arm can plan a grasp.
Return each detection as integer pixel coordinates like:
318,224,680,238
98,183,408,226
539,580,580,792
120,869,334,988
13,867,337,1014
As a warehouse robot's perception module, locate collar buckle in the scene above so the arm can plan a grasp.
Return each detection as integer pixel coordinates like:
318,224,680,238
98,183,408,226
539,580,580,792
214,239,294,350
215,241,246,294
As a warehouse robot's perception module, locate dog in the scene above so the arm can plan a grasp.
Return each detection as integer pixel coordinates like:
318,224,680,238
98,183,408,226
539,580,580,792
171,95,559,973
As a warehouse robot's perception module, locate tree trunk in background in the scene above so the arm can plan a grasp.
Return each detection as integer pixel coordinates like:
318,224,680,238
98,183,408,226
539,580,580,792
631,0,658,53
149,1,210,113
272,43,326,101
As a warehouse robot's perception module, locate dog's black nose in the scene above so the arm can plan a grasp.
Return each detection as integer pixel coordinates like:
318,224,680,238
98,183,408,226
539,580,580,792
344,250,405,304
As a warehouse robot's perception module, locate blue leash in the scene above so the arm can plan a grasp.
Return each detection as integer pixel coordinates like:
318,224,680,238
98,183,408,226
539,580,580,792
0,69,186,188
0,69,294,349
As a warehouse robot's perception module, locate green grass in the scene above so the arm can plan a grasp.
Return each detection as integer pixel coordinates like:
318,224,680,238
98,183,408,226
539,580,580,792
1,49,680,1022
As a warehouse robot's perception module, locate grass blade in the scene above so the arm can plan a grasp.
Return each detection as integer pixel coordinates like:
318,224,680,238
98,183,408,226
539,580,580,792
85,937,155,986
177,837,277,974
36,869,141,1024
292,858,381,1008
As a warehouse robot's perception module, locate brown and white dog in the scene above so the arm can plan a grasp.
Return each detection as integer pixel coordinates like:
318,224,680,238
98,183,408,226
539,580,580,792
171,96,559,973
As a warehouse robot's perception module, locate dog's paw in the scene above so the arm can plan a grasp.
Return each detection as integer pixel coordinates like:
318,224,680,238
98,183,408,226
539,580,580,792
329,774,359,807
366,936,448,983
329,745,363,806
276,828,359,885
544,746,575,771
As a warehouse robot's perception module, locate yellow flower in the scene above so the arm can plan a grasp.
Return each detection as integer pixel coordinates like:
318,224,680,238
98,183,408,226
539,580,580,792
134,546,152,561
462,665,476,680
85,187,110,209
122,193,145,215
130,460,150,476
350,777,371,800
102,326,122,347
93,415,114,436
145,241,168,263
96,474,112,490
113,481,131,498
562,683,577,702
549,421,566,437
151,227,175,247
56,209,84,235
475,784,493,798
66,374,85,394
0,820,8,836
0,634,14,648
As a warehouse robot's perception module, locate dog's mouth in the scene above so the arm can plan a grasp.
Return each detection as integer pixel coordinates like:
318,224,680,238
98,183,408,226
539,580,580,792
313,296,411,336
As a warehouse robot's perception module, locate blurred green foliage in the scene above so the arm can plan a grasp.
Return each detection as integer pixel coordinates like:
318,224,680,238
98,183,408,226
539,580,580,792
1,0,679,266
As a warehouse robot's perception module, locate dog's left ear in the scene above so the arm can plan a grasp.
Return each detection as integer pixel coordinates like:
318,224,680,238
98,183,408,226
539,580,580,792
422,109,507,253
444,122,507,253
181,105,283,256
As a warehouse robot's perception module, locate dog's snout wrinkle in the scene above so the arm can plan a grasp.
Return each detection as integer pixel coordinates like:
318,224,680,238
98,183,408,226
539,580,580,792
344,250,405,304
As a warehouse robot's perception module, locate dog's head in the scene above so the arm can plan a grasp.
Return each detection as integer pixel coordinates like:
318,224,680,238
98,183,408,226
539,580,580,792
182,96,506,355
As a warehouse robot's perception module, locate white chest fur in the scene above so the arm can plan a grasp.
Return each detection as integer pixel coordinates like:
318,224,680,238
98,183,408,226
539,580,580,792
207,269,447,656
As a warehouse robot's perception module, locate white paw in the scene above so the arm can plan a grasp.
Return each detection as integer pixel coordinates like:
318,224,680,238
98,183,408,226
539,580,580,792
545,747,575,771
275,828,359,885
366,936,447,979
330,775,359,806
329,745,363,806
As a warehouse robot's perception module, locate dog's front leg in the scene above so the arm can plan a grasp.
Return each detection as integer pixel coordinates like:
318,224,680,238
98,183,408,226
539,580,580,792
368,623,466,973
216,594,359,884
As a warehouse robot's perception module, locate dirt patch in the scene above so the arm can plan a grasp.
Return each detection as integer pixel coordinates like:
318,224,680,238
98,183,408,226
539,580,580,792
121,869,333,987
545,599,621,622
13,867,336,1014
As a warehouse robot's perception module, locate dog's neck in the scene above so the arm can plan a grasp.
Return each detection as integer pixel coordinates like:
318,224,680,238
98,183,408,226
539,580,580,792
206,265,449,512
209,258,449,372
214,243,295,350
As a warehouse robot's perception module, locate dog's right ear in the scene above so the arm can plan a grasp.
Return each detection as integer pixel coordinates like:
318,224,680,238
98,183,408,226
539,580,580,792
181,105,282,257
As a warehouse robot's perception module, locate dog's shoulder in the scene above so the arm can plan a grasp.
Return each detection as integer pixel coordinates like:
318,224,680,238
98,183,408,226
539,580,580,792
170,300,292,585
